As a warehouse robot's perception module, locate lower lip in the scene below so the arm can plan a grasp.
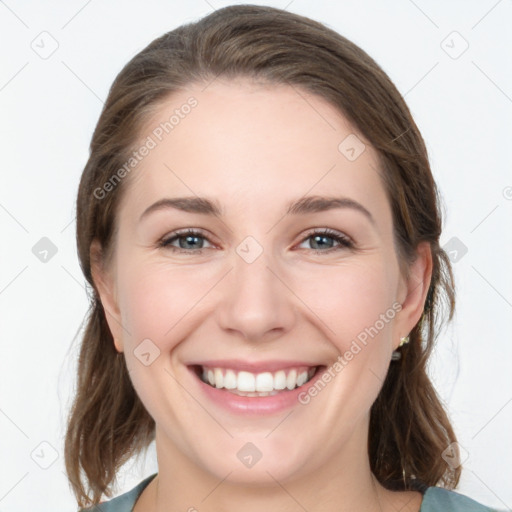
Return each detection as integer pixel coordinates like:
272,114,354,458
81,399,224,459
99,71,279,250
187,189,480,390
188,366,326,415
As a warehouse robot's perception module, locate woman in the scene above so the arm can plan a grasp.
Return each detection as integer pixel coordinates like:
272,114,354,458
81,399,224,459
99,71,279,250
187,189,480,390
65,5,496,511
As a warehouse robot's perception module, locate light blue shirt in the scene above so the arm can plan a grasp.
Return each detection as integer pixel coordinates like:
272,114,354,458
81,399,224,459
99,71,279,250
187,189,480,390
81,473,500,511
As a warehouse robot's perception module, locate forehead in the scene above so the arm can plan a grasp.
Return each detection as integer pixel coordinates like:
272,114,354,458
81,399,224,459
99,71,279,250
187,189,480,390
119,78,389,226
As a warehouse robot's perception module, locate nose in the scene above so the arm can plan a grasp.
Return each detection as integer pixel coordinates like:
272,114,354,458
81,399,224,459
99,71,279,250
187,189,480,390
216,244,296,343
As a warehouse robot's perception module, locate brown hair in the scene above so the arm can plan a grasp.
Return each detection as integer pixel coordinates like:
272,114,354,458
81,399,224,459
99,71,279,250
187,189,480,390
65,4,460,507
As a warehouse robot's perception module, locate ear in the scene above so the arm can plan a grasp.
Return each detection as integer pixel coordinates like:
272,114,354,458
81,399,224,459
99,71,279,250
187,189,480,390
394,241,433,350
90,238,124,353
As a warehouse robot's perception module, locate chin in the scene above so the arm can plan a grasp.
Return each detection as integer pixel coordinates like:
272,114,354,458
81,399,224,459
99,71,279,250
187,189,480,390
194,433,310,486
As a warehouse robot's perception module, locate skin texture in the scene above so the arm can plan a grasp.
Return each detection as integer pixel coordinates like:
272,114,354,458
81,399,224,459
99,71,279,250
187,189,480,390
91,78,431,512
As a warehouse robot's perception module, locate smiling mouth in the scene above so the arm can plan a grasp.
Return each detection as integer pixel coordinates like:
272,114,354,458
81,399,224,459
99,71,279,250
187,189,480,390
190,365,322,397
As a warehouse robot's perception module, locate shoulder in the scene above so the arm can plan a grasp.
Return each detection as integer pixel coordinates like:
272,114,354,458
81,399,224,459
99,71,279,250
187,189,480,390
79,473,157,512
421,487,499,512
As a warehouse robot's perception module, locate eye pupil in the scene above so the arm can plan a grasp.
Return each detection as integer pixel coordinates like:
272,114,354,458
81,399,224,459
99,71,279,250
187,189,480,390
311,234,334,250
180,235,203,249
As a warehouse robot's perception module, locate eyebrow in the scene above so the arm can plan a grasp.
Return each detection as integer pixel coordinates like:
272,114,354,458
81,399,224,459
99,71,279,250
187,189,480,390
139,195,375,225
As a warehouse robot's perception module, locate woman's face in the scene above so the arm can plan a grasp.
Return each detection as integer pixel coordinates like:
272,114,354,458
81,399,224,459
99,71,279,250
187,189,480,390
93,78,430,484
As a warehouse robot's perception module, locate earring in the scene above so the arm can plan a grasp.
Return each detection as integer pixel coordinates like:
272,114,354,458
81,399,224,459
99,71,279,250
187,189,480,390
399,335,410,347
391,335,410,361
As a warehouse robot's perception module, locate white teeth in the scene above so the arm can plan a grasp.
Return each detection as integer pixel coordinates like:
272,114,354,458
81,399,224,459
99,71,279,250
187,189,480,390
274,370,287,390
199,366,317,393
296,371,308,387
214,368,223,388
255,372,274,392
237,371,256,392
223,369,237,389
286,369,297,390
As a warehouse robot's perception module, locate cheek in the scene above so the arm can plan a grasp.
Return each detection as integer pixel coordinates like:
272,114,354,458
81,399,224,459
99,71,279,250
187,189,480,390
290,258,397,350
115,262,212,422
117,261,216,348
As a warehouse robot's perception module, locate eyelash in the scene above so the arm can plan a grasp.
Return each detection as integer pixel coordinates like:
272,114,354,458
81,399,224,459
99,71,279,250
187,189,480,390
157,228,354,254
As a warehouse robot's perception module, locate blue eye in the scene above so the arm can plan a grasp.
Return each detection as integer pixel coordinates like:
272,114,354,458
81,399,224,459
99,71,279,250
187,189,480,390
158,229,211,253
299,229,354,252
158,228,354,254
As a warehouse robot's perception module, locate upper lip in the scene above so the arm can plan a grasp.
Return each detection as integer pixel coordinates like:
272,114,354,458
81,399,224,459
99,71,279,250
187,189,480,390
189,359,321,373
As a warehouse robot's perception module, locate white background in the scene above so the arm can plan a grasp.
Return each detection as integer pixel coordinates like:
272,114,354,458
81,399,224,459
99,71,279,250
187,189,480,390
1,1,511,511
